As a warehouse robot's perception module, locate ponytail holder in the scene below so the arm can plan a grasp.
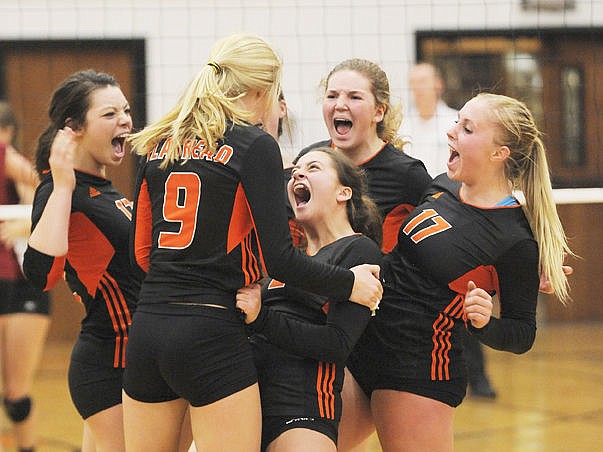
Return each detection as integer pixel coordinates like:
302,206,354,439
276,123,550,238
208,61,223,75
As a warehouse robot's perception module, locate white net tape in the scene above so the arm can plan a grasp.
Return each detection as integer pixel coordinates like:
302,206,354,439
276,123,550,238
1,188,602,221
0,204,32,220
514,188,603,205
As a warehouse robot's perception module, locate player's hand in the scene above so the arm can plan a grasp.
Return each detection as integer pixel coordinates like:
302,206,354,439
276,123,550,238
49,127,77,192
464,280,493,329
349,264,383,315
539,265,573,294
236,283,262,324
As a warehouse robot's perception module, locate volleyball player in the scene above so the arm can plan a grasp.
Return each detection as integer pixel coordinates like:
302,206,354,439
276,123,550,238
122,33,382,452
236,148,383,451
344,93,573,451
0,101,50,452
262,90,289,160
298,59,432,254
286,59,430,449
22,70,138,452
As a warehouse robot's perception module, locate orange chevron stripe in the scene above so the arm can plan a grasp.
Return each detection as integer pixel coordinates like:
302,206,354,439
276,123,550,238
322,363,331,419
103,273,132,325
134,179,152,272
99,283,121,367
316,362,336,419
241,236,251,285
431,295,464,380
99,273,131,368
316,363,325,417
240,235,261,285
45,255,66,290
325,362,335,419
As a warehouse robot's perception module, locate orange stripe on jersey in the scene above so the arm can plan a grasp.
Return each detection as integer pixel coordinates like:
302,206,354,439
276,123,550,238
316,361,336,419
289,218,307,248
98,282,123,367
99,273,131,368
228,183,264,282
68,212,115,297
316,363,325,417
430,294,464,380
240,235,261,286
381,203,415,253
448,265,500,299
103,272,133,325
227,184,254,253
134,179,152,272
45,255,67,291
431,314,452,380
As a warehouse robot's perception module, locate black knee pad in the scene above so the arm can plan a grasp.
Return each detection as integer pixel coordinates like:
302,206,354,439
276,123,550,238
3,396,32,423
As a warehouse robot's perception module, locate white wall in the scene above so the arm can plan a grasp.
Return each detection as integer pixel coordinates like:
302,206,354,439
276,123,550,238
1,0,602,159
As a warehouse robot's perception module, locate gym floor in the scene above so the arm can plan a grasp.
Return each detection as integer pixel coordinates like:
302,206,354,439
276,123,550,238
1,321,601,451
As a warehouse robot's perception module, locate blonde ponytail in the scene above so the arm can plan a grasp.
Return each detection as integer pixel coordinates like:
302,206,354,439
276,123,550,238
480,93,573,304
128,33,282,166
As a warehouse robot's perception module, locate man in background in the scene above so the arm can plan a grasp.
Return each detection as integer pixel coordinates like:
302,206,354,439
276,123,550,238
400,62,458,177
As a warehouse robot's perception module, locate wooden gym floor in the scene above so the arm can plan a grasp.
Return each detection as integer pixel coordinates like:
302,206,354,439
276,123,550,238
1,321,602,451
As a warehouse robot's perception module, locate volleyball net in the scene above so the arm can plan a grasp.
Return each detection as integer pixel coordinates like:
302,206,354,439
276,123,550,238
2,1,602,218
3,1,602,162
2,187,603,222
0,204,31,221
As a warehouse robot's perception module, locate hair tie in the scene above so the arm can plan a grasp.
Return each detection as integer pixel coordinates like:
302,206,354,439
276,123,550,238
207,61,223,76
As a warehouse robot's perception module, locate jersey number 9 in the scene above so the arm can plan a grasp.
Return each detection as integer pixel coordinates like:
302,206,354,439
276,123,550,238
158,172,201,249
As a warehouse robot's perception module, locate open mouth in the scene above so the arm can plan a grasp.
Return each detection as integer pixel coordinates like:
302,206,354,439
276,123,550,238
448,147,459,163
293,183,311,207
112,134,128,156
334,118,352,135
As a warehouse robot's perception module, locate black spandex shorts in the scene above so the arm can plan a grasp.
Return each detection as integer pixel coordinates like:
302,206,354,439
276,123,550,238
123,304,257,407
347,348,467,408
252,334,342,450
261,415,338,451
0,279,50,316
68,339,125,419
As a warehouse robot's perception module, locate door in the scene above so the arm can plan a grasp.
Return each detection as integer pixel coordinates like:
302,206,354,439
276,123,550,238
541,34,603,187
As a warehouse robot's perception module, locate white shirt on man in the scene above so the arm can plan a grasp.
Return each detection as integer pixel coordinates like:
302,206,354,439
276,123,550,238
400,100,458,178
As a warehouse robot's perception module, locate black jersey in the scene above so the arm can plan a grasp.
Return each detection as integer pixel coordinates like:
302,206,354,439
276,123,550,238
132,124,354,307
253,234,382,362
23,170,140,368
297,140,431,253
250,234,382,419
359,175,539,382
